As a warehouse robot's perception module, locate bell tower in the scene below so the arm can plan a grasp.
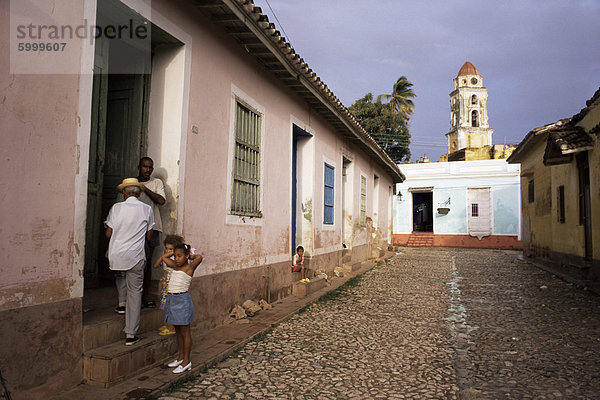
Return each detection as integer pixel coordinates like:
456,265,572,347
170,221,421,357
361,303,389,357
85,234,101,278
445,61,493,154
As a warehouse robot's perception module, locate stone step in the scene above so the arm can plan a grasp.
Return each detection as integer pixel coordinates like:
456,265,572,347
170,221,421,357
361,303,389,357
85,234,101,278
342,261,362,274
83,333,177,387
83,307,165,352
341,248,352,264
292,277,327,297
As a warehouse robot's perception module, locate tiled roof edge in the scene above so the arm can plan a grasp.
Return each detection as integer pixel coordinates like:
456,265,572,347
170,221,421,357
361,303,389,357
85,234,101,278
570,87,600,126
225,0,405,182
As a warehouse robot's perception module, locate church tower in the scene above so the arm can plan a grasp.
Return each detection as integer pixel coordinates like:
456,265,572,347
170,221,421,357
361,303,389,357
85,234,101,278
445,62,493,154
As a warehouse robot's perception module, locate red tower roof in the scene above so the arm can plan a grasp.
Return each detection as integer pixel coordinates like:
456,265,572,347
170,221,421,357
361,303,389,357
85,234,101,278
457,61,479,77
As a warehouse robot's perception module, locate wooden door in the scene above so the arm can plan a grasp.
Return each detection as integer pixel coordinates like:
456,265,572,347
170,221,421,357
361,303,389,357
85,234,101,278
84,38,109,287
468,188,492,237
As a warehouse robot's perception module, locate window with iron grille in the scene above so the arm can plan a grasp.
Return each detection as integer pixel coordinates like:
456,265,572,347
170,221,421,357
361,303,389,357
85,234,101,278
471,203,479,217
528,179,534,203
231,101,262,217
557,185,565,223
360,175,367,226
324,163,334,224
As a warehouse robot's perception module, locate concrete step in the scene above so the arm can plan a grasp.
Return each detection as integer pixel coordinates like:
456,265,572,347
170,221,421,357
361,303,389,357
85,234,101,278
292,277,327,297
407,233,434,247
83,307,165,352
83,333,177,387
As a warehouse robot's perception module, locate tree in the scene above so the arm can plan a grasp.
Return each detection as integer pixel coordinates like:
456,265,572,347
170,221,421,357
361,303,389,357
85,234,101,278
377,76,416,118
348,93,411,163
349,76,416,163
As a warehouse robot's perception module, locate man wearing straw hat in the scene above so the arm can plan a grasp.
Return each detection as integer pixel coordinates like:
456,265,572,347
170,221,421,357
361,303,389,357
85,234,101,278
105,177,155,346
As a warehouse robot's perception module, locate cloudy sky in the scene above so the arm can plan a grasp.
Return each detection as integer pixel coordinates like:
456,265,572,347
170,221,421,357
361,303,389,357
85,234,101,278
252,0,600,162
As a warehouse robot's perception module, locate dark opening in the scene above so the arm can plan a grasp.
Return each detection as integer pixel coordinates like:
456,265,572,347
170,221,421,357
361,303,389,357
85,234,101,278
412,192,433,232
577,152,592,260
557,185,565,223
528,179,534,203
471,110,479,127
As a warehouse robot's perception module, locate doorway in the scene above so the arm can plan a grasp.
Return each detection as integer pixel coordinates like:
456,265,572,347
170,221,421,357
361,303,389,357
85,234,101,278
291,124,312,253
341,156,353,248
84,0,183,290
84,41,150,287
412,192,433,232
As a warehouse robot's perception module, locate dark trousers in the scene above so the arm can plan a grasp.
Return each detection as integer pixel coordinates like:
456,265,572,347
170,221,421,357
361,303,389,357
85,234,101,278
143,230,160,303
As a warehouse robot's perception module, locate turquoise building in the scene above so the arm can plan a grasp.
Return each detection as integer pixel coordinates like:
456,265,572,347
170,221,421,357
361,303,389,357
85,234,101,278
393,159,522,248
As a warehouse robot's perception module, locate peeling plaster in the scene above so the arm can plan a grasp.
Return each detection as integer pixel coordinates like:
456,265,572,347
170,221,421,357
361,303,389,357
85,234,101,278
314,229,321,249
301,199,312,222
0,278,74,311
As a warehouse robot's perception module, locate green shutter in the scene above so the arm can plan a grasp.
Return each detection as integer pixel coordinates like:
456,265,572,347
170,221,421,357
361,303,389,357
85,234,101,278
360,176,367,226
232,102,262,216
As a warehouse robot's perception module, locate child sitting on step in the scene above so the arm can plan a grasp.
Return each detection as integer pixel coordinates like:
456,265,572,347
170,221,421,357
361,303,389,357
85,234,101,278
292,245,309,283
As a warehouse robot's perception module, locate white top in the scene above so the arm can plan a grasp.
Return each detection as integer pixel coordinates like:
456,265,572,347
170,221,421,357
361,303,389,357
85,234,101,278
139,177,165,232
293,254,304,266
105,196,155,271
168,270,192,293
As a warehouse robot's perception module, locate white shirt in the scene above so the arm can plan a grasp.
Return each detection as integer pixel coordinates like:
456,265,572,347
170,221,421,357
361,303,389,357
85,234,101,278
116,177,165,232
139,178,165,233
105,196,155,271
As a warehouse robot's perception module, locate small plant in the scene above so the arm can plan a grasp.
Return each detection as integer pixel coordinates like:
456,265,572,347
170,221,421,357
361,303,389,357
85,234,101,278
297,303,312,314
251,326,274,342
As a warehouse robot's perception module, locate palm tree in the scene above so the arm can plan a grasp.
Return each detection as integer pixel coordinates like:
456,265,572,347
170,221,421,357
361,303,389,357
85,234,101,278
377,76,416,118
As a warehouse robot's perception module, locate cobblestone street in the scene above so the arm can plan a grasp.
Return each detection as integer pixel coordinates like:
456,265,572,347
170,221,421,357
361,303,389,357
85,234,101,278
158,248,600,399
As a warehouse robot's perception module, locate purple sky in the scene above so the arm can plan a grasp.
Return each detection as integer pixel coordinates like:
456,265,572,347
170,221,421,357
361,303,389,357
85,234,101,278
252,0,600,162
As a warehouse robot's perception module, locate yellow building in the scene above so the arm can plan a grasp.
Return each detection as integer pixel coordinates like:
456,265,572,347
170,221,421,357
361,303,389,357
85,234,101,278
439,62,516,162
507,88,600,292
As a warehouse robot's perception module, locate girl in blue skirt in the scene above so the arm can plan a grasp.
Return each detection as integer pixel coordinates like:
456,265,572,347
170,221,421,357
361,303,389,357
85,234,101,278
160,243,203,374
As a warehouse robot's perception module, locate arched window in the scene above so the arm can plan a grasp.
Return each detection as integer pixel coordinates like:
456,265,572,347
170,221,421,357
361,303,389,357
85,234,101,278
471,95,478,105
471,110,479,127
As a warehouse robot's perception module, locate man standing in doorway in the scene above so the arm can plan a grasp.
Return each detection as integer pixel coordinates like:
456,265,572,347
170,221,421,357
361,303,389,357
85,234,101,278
106,178,155,345
137,157,166,308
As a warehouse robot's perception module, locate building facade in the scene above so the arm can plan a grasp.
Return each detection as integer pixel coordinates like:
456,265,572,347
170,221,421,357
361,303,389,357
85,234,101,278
0,0,403,397
507,89,600,292
393,159,522,248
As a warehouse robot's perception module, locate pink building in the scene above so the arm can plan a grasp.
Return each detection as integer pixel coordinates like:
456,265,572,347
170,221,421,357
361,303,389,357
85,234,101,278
0,0,404,396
